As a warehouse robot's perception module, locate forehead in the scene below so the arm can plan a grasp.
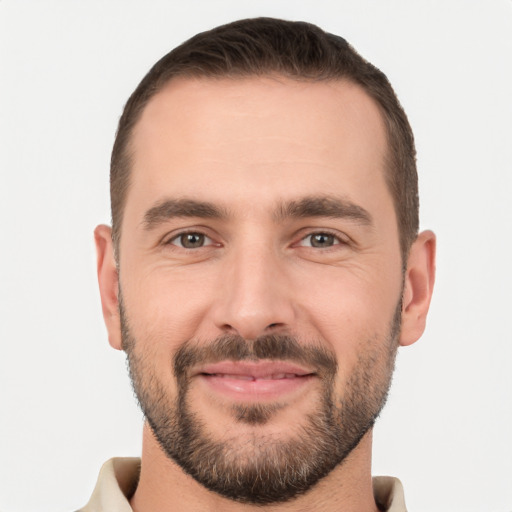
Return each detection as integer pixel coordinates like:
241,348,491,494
127,76,390,218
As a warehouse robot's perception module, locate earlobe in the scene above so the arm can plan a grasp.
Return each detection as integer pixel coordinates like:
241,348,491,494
399,230,436,347
94,224,123,350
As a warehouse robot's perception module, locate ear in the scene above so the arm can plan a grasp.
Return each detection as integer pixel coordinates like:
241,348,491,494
399,230,436,346
94,224,122,350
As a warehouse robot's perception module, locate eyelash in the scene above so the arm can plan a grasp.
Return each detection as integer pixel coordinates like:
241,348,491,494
296,230,349,249
163,229,348,250
164,230,215,249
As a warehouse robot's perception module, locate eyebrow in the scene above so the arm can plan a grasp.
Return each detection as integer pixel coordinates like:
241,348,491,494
142,195,373,231
274,196,373,225
143,198,228,230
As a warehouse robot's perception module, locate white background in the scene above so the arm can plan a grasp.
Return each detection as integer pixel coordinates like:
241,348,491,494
1,1,511,511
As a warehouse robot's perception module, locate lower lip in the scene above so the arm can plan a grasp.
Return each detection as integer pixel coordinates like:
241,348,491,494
198,374,315,400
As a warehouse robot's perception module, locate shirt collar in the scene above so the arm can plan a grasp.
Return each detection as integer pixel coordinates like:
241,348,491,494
80,458,407,511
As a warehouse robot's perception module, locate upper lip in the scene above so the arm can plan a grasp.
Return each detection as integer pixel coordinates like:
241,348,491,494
196,361,315,379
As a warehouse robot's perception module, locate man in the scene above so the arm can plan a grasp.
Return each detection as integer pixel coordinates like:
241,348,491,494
85,17,435,512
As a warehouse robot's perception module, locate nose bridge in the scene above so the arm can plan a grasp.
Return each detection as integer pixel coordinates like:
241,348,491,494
213,236,294,339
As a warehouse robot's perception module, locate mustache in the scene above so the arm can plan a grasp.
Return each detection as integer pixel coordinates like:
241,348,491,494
173,333,338,380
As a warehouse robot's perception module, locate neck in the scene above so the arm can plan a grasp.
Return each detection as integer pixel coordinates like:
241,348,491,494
130,423,379,512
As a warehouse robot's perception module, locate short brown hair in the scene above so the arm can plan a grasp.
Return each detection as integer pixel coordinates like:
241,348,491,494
110,17,418,261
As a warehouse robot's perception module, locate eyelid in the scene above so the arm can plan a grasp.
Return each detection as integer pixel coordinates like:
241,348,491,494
162,228,217,248
295,229,350,248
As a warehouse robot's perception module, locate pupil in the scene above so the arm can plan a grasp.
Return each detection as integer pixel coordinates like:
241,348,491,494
312,233,333,247
182,233,204,248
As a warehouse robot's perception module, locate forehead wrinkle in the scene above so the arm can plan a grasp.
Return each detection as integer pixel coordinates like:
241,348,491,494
273,195,373,225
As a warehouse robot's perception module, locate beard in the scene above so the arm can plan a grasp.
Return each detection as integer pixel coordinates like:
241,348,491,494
121,301,401,505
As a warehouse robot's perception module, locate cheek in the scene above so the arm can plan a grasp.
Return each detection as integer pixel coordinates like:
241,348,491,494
120,261,220,353
295,264,401,368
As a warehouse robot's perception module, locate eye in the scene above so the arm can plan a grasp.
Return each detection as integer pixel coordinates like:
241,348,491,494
168,232,213,249
299,232,342,248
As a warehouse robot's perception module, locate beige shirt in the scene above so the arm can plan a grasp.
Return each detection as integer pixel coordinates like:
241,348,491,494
79,458,407,512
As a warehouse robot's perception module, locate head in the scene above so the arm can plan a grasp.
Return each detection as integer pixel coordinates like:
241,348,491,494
95,17,435,505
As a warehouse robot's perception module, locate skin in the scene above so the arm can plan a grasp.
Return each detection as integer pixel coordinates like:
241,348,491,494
95,76,436,511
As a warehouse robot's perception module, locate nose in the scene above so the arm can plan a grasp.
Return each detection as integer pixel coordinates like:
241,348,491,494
211,242,296,340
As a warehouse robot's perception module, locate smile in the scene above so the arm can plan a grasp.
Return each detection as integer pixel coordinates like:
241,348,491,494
195,361,316,400
203,373,306,381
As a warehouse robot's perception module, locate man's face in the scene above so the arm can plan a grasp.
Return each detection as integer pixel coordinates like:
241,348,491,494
115,77,405,502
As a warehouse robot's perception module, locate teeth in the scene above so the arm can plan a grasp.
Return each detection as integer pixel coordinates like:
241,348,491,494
209,373,299,380
260,373,285,380
222,374,255,381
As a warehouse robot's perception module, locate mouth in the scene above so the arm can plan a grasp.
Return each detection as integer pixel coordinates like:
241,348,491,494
195,361,316,400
